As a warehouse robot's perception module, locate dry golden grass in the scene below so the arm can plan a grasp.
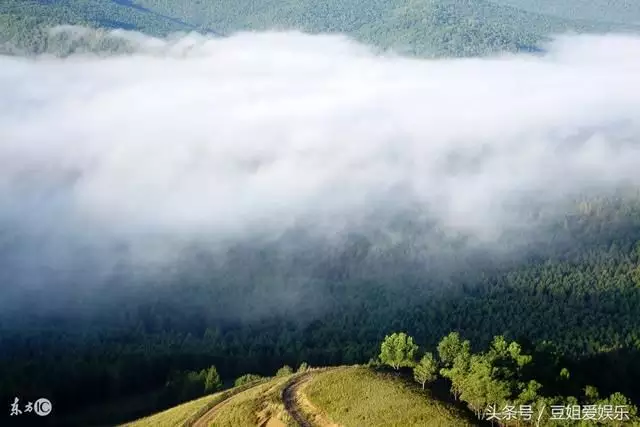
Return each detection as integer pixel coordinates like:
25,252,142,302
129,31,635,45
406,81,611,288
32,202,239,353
122,378,269,427
122,392,225,427
208,374,295,427
123,366,476,427
304,367,475,427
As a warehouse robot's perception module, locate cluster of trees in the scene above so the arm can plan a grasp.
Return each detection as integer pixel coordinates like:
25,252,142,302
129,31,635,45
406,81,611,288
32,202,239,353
165,361,302,401
233,363,306,387
234,373,264,387
378,332,638,425
164,365,222,402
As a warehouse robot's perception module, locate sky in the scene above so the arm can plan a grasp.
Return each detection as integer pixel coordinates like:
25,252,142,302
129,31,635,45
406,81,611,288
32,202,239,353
1,28,640,310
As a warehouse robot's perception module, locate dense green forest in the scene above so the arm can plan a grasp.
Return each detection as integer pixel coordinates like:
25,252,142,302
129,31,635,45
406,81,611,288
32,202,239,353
3,0,640,57
133,0,640,55
488,0,640,25
2,195,640,425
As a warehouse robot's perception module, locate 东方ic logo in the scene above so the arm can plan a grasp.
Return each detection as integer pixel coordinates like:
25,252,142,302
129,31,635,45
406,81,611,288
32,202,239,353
34,398,52,416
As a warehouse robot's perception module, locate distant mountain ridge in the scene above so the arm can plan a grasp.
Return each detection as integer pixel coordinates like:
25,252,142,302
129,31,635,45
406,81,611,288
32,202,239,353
2,0,640,56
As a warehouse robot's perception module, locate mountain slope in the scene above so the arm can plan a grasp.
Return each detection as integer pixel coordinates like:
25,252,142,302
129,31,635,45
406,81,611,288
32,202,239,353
0,0,203,55
3,0,640,56
123,366,476,427
135,0,640,55
488,0,640,25
301,367,476,426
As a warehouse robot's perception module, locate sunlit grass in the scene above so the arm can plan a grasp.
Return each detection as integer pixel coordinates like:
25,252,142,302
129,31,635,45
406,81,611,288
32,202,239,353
304,366,474,427
122,392,225,427
123,366,474,427
209,374,295,427
122,377,269,427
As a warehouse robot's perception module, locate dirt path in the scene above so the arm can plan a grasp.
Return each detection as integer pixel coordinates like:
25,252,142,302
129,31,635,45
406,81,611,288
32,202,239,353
193,378,288,427
193,369,340,427
191,394,234,427
282,371,341,427
282,374,314,427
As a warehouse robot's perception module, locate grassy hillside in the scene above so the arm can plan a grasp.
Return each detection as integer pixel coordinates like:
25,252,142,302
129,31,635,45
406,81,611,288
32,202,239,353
122,373,296,427
122,392,225,427
122,376,275,427
118,332,640,426
304,367,476,427
203,374,295,427
122,366,476,427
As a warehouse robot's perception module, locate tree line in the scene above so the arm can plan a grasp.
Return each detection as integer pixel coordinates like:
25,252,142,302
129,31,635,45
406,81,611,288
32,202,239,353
378,331,638,426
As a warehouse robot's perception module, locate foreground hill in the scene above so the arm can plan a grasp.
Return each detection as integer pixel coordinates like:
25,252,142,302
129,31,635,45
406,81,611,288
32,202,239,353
123,366,475,427
297,367,475,426
121,375,281,427
120,330,640,426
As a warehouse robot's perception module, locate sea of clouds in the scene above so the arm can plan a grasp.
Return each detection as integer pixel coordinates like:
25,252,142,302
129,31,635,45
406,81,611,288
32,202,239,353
0,29,639,309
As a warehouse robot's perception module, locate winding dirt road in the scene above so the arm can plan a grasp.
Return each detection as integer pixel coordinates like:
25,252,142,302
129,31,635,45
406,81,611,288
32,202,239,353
282,369,341,427
192,369,340,427
282,374,315,427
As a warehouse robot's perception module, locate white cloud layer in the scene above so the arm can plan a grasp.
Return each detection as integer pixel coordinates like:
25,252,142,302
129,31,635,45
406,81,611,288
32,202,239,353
1,29,640,243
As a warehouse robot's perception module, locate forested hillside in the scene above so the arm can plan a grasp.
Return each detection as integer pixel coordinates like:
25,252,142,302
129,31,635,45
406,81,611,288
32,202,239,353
2,196,640,425
489,0,640,25
3,0,640,56
134,0,640,55
0,0,214,55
